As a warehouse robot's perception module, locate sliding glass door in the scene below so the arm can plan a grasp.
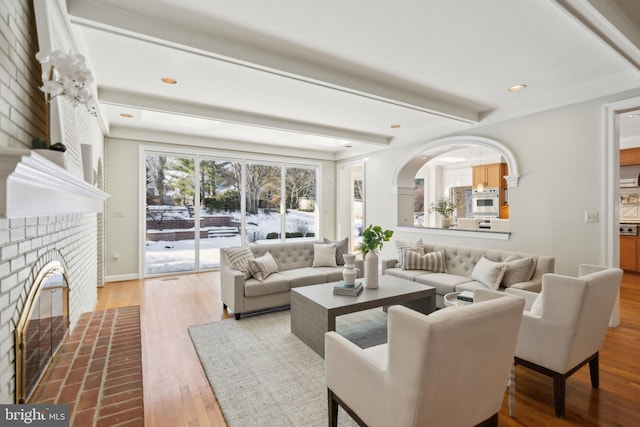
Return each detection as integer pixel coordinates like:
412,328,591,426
198,158,242,270
145,154,196,275
143,151,320,276
285,167,317,241
245,163,282,243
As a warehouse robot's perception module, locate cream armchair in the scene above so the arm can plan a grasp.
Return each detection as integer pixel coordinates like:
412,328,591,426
505,264,623,418
325,291,525,427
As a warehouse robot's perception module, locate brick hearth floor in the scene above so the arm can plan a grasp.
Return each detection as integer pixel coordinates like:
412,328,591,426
30,306,144,427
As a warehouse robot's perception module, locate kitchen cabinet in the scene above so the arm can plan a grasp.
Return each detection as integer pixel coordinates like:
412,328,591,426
472,163,505,188
620,147,640,166
620,235,637,271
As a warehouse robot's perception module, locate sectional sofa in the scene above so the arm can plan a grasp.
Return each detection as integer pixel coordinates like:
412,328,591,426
382,240,555,308
220,240,363,319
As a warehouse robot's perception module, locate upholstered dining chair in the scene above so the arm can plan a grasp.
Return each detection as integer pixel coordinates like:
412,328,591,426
325,290,525,427
505,264,623,418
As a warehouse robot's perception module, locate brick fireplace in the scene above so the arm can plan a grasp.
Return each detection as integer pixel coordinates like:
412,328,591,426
0,152,109,404
15,250,69,403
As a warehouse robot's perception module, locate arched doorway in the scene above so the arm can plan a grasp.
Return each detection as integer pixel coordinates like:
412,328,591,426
392,136,520,228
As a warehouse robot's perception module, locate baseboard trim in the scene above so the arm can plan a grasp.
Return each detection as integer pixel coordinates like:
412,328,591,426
105,273,139,282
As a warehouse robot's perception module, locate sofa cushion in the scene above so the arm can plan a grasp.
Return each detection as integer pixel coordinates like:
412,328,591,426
223,245,254,279
324,237,349,266
279,267,329,287
313,243,337,267
455,281,491,293
244,273,290,297
248,252,279,282
415,273,474,296
470,256,507,290
403,249,447,273
385,267,433,281
395,238,424,268
502,256,536,286
313,266,345,282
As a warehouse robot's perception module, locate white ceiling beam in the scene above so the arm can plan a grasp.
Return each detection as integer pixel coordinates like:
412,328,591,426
98,88,391,146
552,0,640,71
67,0,480,124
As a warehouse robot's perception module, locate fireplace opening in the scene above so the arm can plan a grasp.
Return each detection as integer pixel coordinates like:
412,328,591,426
15,260,69,403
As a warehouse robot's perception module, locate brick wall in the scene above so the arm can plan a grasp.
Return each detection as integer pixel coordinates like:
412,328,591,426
0,0,47,149
0,1,106,403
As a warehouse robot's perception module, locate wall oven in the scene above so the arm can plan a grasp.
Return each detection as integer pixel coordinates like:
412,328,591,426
472,187,499,218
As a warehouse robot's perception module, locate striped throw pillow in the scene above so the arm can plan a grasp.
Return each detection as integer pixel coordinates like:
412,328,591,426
395,238,425,268
402,249,447,273
248,252,279,282
223,245,254,279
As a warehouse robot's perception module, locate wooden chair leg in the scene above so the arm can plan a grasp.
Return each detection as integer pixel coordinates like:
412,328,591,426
328,389,338,427
589,352,599,388
553,374,566,418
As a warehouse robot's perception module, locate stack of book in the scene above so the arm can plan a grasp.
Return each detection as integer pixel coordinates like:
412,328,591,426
333,280,363,296
456,291,474,302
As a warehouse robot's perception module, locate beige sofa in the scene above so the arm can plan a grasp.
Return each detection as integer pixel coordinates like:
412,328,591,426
382,242,555,309
221,241,363,319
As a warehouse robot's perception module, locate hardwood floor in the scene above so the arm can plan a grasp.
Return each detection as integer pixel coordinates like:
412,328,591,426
96,271,640,426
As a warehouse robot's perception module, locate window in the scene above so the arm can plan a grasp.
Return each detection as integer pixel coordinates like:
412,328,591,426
143,151,319,275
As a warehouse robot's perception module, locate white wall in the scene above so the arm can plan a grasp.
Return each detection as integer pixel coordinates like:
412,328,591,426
364,93,640,275
105,137,337,280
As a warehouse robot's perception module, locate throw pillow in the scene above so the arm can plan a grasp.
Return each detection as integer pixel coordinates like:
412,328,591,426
313,243,337,267
470,256,507,290
501,256,535,287
223,245,254,279
403,249,447,273
395,238,425,268
248,252,279,282
323,237,349,265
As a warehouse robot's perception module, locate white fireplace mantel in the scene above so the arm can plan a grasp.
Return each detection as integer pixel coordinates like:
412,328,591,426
0,148,109,218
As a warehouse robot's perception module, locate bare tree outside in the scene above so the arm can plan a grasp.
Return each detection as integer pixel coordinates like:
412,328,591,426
286,167,316,210
245,164,280,214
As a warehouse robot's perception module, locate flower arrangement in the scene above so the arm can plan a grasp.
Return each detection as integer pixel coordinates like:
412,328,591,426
36,50,97,117
360,224,394,254
427,197,458,217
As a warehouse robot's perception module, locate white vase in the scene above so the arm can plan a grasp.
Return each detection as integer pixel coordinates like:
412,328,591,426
342,253,357,285
364,251,379,289
441,216,452,228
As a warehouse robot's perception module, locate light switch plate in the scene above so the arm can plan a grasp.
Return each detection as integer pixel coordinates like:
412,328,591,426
585,211,599,223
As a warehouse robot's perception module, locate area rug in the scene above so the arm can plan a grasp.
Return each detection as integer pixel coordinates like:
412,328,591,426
188,308,388,427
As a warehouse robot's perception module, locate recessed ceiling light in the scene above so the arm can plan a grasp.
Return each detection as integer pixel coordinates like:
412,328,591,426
390,124,401,128
161,77,178,85
120,113,133,118
508,84,527,92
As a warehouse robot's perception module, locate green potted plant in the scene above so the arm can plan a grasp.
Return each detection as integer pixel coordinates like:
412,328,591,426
360,225,394,289
360,224,394,256
427,197,458,228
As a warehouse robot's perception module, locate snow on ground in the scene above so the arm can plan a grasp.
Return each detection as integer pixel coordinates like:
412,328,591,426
145,209,316,275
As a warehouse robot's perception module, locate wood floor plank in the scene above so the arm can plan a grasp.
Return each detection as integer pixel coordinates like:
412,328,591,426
96,270,640,426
